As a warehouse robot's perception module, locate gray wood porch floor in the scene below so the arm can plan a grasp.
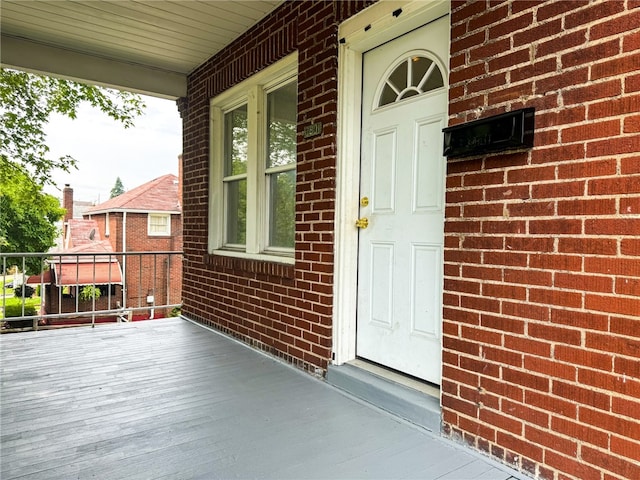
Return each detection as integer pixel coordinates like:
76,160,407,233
1,318,521,480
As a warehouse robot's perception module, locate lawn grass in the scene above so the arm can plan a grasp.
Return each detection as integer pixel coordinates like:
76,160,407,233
1,278,15,297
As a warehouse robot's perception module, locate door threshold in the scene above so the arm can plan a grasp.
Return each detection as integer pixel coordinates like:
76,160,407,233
348,359,441,398
327,360,441,433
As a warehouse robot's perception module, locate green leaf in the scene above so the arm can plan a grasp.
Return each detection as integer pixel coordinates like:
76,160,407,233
0,68,145,186
0,68,146,261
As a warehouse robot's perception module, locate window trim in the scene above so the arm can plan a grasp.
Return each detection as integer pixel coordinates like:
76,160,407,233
148,212,171,236
209,52,298,264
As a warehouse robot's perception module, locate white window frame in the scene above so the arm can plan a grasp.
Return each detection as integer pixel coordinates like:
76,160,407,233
148,213,171,236
209,53,298,264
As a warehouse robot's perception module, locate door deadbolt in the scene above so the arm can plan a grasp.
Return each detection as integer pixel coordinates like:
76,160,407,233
355,218,369,229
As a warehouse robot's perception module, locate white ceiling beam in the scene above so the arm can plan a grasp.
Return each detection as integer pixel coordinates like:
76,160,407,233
1,35,186,99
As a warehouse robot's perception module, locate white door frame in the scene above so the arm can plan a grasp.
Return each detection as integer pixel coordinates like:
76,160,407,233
333,0,450,365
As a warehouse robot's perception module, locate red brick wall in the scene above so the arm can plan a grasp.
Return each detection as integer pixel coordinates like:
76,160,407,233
123,213,182,252
45,284,122,319
182,0,371,374
88,212,183,315
444,1,640,479
122,213,182,315
89,212,123,252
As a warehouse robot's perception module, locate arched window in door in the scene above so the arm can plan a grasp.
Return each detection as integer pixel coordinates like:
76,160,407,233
377,54,444,108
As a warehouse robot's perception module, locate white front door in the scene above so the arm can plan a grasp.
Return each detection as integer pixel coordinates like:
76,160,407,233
356,17,448,384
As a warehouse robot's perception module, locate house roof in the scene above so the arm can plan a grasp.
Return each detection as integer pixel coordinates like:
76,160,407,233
52,242,117,260
52,261,123,286
26,270,52,286
86,174,181,215
42,219,123,286
48,236,122,286
1,1,283,98
64,219,104,248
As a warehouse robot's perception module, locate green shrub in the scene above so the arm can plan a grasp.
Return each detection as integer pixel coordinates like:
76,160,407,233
79,285,101,301
4,304,37,318
14,285,35,298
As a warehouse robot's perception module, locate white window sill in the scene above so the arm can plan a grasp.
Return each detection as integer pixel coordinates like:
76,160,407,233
211,249,295,265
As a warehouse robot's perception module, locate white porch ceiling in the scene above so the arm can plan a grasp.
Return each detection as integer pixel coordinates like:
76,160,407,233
0,0,283,99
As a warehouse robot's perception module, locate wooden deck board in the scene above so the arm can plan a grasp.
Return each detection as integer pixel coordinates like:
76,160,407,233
1,318,521,479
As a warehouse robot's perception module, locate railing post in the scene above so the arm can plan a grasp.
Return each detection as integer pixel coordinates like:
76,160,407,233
91,254,96,328
1,257,6,326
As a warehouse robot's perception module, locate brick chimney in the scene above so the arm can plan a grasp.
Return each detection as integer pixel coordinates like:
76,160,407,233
63,184,73,222
62,184,73,248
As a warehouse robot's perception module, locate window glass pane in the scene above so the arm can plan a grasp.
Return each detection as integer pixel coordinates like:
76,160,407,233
149,214,169,234
388,60,407,94
411,56,432,87
224,105,248,176
379,83,397,107
423,67,444,91
226,179,247,245
267,81,297,169
268,169,296,248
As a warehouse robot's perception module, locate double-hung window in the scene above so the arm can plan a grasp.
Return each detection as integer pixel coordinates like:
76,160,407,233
148,213,171,236
209,54,298,262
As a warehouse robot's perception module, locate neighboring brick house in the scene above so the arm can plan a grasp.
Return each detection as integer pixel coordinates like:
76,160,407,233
176,2,640,480
27,186,123,323
45,219,122,318
85,174,183,319
41,216,124,323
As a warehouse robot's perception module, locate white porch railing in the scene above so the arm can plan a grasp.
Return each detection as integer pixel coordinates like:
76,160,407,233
1,251,182,332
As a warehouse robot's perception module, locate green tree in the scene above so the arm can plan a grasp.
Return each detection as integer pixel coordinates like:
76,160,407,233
226,107,248,244
267,112,296,248
110,177,125,198
0,166,65,273
0,68,145,186
0,68,145,266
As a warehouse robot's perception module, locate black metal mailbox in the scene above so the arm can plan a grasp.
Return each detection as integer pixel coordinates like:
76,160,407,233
443,108,535,158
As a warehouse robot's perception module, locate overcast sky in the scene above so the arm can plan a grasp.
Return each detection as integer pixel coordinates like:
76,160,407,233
44,95,182,205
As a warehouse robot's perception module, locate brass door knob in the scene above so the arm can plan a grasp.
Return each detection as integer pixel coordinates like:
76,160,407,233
355,218,369,229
